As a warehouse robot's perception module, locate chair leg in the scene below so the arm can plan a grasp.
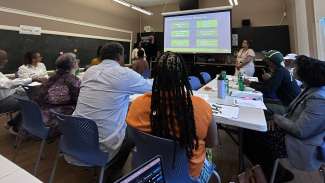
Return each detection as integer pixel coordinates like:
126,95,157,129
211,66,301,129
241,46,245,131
98,166,105,183
13,129,24,162
33,139,46,175
48,148,60,183
213,170,221,183
270,159,280,183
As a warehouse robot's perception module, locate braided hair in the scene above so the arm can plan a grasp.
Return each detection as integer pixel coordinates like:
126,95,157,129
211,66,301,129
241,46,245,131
150,52,198,158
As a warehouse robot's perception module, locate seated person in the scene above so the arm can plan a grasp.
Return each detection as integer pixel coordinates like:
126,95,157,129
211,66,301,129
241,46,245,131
0,49,32,134
132,49,149,78
37,53,81,126
73,42,152,182
284,53,302,87
127,52,218,180
245,50,301,114
18,51,48,80
244,55,325,183
89,45,102,66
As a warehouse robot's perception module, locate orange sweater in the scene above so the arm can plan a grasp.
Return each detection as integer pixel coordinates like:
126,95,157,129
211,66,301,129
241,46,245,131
126,93,212,177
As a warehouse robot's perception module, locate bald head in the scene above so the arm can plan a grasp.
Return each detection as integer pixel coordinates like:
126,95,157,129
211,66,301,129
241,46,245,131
0,50,8,69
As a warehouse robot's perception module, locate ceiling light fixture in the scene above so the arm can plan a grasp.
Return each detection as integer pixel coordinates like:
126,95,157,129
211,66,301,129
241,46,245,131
229,0,234,6
131,6,153,15
113,0,131,7
112,0,153,15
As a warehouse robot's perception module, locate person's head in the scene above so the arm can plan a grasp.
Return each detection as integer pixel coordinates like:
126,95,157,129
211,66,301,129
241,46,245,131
137,41,142,48
137,49,145,59
100,42,124,65
55,53,79,74
96,45,103,57
294,55,325,87
284,53,298,68
151,52,198,158
264,50,284,71
0,49,8,69
24,51,42,66
241,40,251,49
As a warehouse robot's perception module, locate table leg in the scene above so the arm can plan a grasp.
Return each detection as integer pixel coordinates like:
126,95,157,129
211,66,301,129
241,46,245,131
239,128,244,172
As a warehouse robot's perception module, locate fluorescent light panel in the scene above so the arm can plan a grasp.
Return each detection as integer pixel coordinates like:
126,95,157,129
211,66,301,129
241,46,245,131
113,0,153,15
113,0,131,7
229,0,234,6
131,6,153,15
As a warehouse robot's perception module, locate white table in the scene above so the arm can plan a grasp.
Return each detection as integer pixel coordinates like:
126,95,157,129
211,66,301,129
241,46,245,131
197,78,267,132
0,155,42,183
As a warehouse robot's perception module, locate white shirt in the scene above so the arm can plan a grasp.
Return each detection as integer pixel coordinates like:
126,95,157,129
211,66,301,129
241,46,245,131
237,48,256,77
131,48,146,60
73,59,152,159
17,62,48,79
0,72,32,100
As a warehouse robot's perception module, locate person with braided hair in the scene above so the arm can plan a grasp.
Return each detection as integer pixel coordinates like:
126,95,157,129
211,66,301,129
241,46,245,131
127,52,218,179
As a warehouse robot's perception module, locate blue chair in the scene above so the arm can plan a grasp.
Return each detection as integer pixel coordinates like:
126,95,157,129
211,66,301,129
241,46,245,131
200,72,212,84
128,126,221,183
189,76,202,91
14,97,50,175
49,111,110,183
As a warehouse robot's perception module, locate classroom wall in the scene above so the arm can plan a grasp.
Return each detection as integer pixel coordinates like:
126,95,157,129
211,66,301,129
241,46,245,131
140,0,287,32
314,0,325,60
0,0,141,42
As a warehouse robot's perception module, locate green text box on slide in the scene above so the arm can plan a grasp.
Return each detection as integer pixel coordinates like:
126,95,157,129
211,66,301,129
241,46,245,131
196,29,218,37
172,22,190,29
196,20,218,28
171,39,190,47
196,39,218,47
165,47,230,53
171,30,190,37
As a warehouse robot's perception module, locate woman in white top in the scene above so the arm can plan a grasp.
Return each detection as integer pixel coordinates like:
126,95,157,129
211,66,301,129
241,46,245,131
236,40,256,77
131,41,146,61
18,51,48,80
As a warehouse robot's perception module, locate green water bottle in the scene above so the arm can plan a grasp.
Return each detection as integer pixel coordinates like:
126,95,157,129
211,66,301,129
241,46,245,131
238,73,245,91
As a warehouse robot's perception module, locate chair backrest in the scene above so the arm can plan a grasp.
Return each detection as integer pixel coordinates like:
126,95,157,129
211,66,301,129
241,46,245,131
200,72,212,84
188,76,202,91
142,69,151,79
16,97,49,139
128,126,194,183
52,111,107,166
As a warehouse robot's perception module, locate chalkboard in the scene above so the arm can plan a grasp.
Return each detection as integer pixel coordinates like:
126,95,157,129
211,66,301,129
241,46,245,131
0,29,130,74
232,25,291,55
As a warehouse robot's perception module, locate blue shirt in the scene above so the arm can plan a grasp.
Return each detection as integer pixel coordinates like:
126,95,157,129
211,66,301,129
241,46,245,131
73,59,152,158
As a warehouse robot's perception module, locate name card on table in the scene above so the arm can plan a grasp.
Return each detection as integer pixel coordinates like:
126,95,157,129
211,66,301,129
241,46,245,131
19,25,42,35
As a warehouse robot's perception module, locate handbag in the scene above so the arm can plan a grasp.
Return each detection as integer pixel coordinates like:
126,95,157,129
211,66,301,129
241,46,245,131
236,165,268,183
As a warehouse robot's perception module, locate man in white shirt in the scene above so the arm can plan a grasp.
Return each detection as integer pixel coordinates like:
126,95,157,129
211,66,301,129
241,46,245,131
0,49,32,134
73,42,152,181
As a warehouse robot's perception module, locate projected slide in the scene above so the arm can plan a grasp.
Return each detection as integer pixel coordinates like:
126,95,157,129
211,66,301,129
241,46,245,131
164,11,231,53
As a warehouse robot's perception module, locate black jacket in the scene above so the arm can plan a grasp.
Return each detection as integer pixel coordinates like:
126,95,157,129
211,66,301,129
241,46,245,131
250,66,301,106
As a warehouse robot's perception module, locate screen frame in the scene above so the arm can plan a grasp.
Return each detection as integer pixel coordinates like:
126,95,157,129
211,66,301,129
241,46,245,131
163,9,233,54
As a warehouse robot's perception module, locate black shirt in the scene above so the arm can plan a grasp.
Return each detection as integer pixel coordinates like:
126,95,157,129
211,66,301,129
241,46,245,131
250,66,301,106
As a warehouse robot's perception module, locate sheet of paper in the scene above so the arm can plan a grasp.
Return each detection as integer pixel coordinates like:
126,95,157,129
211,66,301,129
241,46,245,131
234,98,267,110
211,104,239,119
129,94,144,102
230,90,263,100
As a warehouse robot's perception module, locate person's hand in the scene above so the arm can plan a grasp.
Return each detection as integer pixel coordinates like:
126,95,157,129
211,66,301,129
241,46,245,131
32,77,47,83
236,63,242,70
244,79,251,86
262,73,271,81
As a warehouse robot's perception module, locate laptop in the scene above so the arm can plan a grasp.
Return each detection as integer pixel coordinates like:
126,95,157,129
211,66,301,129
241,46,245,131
114,156,165,183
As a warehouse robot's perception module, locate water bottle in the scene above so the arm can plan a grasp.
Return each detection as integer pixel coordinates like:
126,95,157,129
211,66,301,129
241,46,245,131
238,73,245,91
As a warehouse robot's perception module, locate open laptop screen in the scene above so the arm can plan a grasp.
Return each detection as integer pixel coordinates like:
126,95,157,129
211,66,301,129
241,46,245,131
115,156,165,183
